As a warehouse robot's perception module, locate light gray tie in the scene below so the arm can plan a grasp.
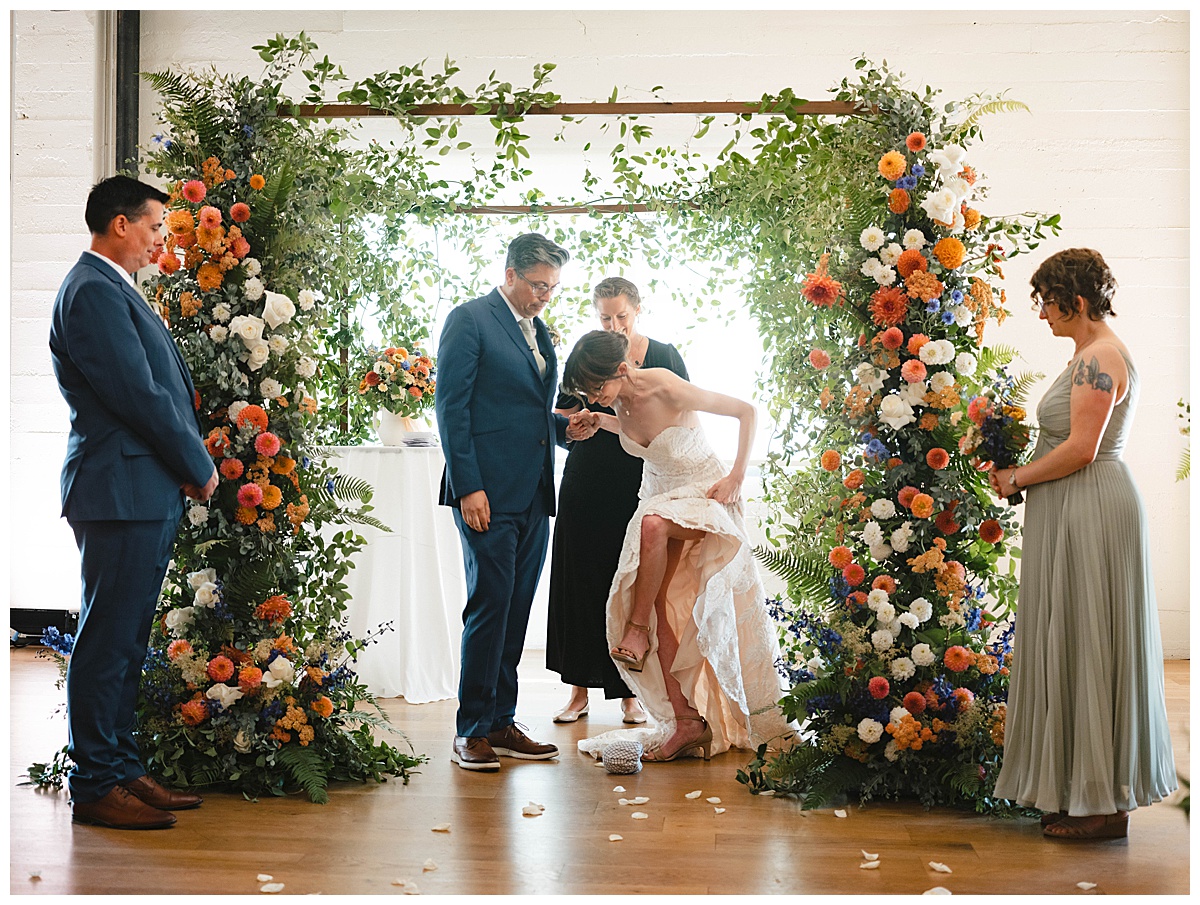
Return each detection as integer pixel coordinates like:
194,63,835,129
519,317,547,377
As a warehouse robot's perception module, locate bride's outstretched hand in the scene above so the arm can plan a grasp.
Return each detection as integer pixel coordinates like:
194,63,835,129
706,473,742,504
566,409,600,441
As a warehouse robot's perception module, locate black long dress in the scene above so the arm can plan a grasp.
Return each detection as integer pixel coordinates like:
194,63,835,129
546,337,688,698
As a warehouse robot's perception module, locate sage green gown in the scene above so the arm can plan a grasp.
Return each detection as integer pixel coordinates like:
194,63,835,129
994,348,1177,815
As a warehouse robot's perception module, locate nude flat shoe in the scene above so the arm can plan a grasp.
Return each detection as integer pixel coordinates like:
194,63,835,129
552,703,589,723
622,704,647,725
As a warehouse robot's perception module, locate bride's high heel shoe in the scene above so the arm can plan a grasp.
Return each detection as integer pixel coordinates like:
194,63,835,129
610,621,651,673
642,716,712,763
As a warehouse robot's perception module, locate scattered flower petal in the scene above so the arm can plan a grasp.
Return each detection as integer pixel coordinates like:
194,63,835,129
403,882,421,895
392,879,410,887
922,888,952,896
422,859,437,872
631,796,650,805
685,790,703,799
260,883,285,893
593,760,605,767
28,872,41,880
714,807,726,814
1077,882,1097,890
609,834,623,842
521,802,545,817
706,797,721,804
834,809,847,818
929,862,952,874
860,861,881,870
612,786,626,793
862,851,879,861
631,812,649,819
618,798,631,806
431,824,451,833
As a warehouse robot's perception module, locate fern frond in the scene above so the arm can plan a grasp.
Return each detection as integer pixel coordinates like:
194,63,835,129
324,473,375,506
753,546,830,604
247,162,295,260
976,344,1019,374
336,509,392,533
193,539,226,556
1009,370,1045,405
141,70,225,150
221,563,280,607
947,99,1030,142
276,744,330,804
1177,446,1190,482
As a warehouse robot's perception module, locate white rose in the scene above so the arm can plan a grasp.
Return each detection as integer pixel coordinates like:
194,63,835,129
860,226,886,252
261,656,296,689
948,208,967,234
867,588,889,609
268,335,289,355
928,144,966,176
806,656,823,673
297,289,316,311
878,242,902,267
261,290,296,330
193,582,220,609
943,175,971,201
930,371,955,392
868,543,893,562
910,598,933,623
862,521,884,547
955,352,978,375
871,629,895,652
855,363,885,395
227,400,250,425
296,356,317,379
164,606,195,637
229,314,265,344
243,257,262,277
212,303,232,324
259,378,283,400
186,505,209,527
233,730,253,754
878,394,915,430
870,499,897,520
187,568,217,590
205,683,244,711
911,642,935,667
898,381,927,407
243,276,265,301
902,229,927,250
209,325,228,343
857,718,884,744
245,339,271,372
953,304,974,327
899,613,920,630
884,739,900,762
890,657,916,681
920,188,959,224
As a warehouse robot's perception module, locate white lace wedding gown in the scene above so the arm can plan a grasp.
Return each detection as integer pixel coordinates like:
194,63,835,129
578,424,793,759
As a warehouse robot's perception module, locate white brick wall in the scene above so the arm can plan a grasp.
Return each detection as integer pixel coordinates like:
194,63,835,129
12,10,1190,656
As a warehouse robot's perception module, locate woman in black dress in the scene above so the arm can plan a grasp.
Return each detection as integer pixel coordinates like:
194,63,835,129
546,277,688,724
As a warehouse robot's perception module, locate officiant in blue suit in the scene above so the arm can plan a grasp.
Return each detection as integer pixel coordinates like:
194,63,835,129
436,233,585,771
50,176,218,828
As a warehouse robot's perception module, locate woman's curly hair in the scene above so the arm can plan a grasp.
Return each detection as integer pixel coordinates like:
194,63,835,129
1030,248,1117,321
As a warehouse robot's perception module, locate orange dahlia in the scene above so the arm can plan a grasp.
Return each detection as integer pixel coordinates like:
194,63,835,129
255,594,292,626
270,456,296,475
230,202,251,223
254,432,282,457
206,655,235,683
879,327,904,350
238,667,263,692
897,486,920,509
801,253,842,308
903,691,927,715
896,249,929,280
828,546,854,570
236,404,269,432
196,262,223,292
820,450,842,471
925,448,950,470
933,237,966,271
180,699,209,726
261,485,283,511
935,508,961,535
167,639,193,660
869,286,910,327
237,483,264,508
809,349,831,369
235,506,257,525
167,209,195,235
310,696,335,719
944,645,973,673
901,359,927,384
181,180,207,203
868,676,890,700
878,150,907,181
962,207,981,230
888,188,910,214
843,469,865,490
979,519,1004,544
842,563,866,586
249,174,266,190
205,427,230,456
906,132,927,152
907,333,930,356
847,591,868,609
910,493,935,518
158,253,180,276
198,205,222,229
219,458,245,481
871,575,897,594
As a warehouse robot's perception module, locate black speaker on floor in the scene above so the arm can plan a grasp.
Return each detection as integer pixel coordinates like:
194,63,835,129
10,608,78,647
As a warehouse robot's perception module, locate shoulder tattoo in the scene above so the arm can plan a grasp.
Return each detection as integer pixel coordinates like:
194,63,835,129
1072,355,1114,393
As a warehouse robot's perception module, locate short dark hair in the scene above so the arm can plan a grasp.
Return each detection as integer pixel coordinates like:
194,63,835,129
562,330,629,398
1030,248,1118,321
505,233,570,273
85,175,169,235
593,276,641,309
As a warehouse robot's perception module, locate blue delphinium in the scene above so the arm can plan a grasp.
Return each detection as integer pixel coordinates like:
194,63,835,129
912,163,926,178
41,626,75,656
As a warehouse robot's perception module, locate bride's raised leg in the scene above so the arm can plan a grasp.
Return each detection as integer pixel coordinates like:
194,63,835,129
611,515,703,666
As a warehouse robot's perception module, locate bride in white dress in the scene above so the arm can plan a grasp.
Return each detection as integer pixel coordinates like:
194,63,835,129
562,331,792,762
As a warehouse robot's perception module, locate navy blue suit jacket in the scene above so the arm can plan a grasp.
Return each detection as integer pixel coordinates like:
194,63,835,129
49,252,214,521
435,289,568,515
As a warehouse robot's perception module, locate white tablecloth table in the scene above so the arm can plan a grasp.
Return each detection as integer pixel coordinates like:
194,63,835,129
325,445,465,703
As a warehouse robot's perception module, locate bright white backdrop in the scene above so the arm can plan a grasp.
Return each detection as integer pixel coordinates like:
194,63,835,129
9,9,1190,655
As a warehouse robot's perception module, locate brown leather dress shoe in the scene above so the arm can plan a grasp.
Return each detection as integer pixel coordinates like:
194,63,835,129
72,785,176,830
122,774,203,810
451,736,500,771
487,724,559,760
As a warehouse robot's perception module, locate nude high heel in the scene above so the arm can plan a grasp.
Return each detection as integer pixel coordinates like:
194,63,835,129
610,621,651,673
642,716,712,762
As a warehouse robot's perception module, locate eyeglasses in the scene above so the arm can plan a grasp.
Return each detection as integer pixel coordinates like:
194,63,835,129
1031,295,1053,312
517,272,561,298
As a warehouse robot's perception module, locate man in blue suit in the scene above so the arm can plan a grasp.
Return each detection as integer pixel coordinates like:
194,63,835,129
436,233,587,771
49,176,218,827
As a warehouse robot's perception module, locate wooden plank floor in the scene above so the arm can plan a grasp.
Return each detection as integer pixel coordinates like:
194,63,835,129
9,648,1190,895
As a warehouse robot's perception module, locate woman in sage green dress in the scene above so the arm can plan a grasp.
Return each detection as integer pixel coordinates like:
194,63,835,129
989,248,1176,840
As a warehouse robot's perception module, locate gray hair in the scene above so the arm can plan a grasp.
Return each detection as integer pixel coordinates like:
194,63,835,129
505,233,571,273
592,276,641,309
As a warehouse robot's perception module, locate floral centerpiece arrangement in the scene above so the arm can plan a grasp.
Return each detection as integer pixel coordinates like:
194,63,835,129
22,48,427,802
737,64,1057,814
958,368,1038,503
356,344,436,420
